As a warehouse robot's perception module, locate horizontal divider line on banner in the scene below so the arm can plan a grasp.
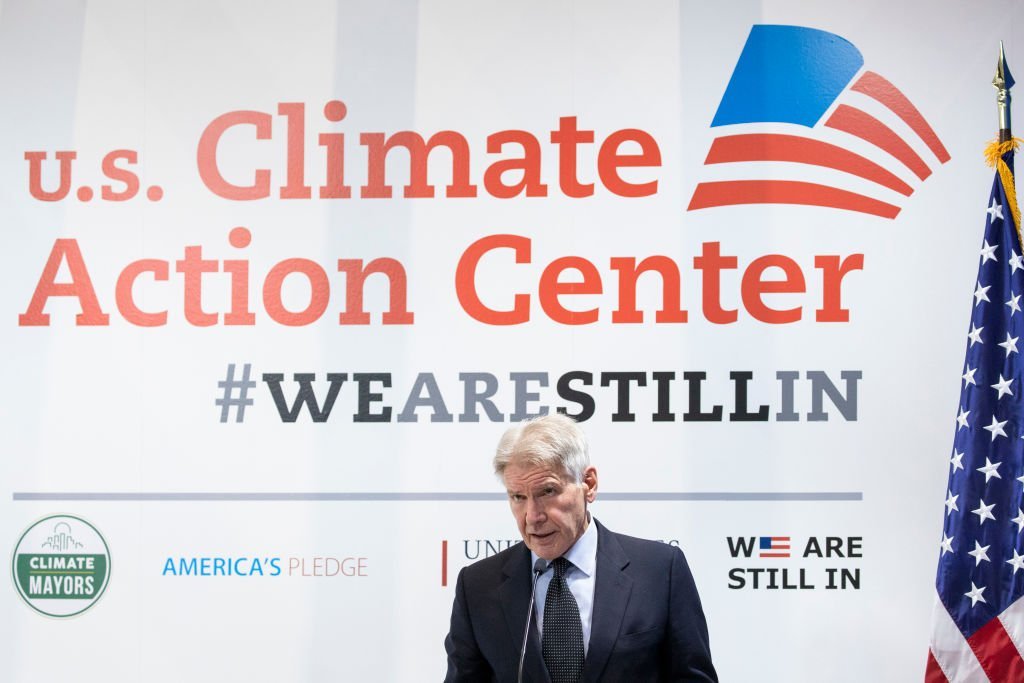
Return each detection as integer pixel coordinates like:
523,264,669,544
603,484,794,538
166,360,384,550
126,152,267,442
11,491,863,502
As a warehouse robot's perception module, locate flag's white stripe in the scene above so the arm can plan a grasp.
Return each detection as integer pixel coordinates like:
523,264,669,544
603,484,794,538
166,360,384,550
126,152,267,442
930,597,989,683
836,87,942,170
998,595,1024,660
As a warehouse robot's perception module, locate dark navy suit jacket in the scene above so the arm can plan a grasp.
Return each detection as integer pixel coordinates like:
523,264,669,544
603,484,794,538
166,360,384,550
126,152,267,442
444,520,717,682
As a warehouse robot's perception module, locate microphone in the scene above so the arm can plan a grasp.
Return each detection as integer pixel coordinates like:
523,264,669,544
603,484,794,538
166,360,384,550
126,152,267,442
517,558,549,683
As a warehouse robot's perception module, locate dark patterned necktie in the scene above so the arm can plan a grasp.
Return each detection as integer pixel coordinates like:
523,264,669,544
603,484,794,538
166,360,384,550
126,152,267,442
542,557,585,683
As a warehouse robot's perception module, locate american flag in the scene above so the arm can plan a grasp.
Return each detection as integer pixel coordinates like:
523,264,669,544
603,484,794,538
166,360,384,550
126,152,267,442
759,537,791,558
926,150,1024,682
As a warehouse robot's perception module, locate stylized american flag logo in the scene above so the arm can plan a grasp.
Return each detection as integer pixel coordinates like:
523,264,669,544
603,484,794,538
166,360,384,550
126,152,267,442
759,536,791,558
688,25,949,219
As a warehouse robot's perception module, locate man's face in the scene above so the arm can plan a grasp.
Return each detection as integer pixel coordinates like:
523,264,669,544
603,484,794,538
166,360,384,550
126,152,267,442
503,460,598,561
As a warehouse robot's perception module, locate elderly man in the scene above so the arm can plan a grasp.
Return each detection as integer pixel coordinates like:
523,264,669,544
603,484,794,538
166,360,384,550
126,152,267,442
444,415,717,682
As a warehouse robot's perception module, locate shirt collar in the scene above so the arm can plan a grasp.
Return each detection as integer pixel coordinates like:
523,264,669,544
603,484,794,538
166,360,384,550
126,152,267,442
531,513,597,577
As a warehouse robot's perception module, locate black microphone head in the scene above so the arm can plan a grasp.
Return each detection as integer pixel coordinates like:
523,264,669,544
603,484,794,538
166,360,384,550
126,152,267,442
533,558,549,574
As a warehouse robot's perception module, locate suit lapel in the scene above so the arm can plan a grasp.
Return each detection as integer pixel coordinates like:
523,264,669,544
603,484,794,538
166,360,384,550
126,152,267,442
582,521,632,683
499,545,552,683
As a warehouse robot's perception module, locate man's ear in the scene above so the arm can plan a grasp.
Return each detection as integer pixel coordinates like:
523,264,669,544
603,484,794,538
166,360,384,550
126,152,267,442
582,466,598,503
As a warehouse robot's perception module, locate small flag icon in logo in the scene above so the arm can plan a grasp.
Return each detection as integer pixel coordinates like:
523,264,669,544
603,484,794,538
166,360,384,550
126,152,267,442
759,536,791,558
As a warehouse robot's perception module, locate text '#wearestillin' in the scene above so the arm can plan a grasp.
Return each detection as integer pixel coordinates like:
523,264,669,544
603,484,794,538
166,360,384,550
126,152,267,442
214,366,861,424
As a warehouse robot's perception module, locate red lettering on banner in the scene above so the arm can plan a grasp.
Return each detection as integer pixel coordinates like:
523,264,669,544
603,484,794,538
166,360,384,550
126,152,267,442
116,259,168,326
551,116,595,198
319,100,351,199
25,151,75,201
814,254,865,322
175,246,220,326
455,234,531,325
610,257,687,323
263,259,330,326
741,255,806,324
224,227,256,325
337,259,415,325
361,131,476,199
18,231,415,328
278,103,312,199
597,129,661,197
539,257,603,325
25,148,159,203
100,150,140,201
17,233,860,328
196,102,661,200
484,130,547,198
693,241,738,324
19,239,110,325
197,110,272,200
455,235,862,326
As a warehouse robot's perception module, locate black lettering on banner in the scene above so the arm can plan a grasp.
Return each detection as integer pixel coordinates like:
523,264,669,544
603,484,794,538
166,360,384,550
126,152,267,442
729,371,769,421
262,373,347,422
600,371,646,422
682,371,722,422
726,537,756,558
353,373,392,422
556,371,595,422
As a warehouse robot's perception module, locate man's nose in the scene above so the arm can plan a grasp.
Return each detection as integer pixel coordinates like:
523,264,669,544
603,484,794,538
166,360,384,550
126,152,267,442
525,498,545,524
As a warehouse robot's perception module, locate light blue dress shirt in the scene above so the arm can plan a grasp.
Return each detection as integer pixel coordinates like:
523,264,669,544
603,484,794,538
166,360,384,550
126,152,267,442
531,515,598,655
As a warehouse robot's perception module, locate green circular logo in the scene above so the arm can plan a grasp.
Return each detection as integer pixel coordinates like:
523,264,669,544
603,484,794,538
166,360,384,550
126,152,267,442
12,515,111,618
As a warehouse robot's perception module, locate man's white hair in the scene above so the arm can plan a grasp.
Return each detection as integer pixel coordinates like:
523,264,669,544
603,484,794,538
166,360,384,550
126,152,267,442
493,414,590,483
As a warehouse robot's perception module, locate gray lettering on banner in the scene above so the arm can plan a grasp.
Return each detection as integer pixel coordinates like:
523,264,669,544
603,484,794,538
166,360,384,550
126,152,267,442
807,370,861,421
510,372,549,421
458,372,503,422
397,373,453,422
775,371,800,422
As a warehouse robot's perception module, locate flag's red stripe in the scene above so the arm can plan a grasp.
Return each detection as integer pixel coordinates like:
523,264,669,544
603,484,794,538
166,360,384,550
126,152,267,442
704,133,914,196
925,649,950,683
967,616,1024,682
770,537,791,541
825,104,932,181
687,180,901,219
852,71,951,163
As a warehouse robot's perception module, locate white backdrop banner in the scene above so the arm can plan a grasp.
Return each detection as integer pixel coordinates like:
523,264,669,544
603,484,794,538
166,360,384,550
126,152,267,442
2,0,1023,680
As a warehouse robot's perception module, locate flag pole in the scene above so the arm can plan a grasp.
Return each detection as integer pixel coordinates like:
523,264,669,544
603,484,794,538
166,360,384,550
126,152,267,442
988,42,1021,243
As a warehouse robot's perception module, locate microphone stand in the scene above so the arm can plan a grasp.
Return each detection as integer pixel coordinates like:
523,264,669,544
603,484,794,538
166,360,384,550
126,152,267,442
518,559,548,683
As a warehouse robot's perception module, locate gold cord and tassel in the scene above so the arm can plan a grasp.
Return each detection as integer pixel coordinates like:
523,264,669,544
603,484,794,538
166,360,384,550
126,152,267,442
984,138,1023,246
